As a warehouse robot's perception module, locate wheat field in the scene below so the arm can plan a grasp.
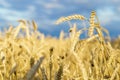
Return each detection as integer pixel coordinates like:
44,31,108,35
0,11,120,80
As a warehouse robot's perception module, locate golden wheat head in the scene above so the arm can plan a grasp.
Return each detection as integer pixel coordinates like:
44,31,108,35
56,14,87,24
88,11,96,37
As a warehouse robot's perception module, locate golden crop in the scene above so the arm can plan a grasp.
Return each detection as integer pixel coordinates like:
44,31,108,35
0,11,120,80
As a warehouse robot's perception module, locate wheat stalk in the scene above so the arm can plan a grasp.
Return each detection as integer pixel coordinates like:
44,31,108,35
54,63,63,80
25,56,44,80
110,64,120,80
40,67,48,80
49,47,53,80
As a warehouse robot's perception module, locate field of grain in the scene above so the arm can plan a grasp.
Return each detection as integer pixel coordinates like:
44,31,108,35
0,11,120,80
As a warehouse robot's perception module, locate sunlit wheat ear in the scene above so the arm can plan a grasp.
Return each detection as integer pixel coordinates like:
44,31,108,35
18,19,26,25
32,20,38,31
59,30,64,41
93,14,105,43
94,23,104,42
56,14,87,24
110,64,120,80
25,56,44,80
101,27,111,41
9,63,17,76
13,19,26,38
88,11,96,37
5,25,13,38
8,25,13,32
69,23,77,39
18,19,30,39
0,51,5,62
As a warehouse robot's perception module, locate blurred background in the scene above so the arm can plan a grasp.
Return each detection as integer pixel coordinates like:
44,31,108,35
0,0,120,38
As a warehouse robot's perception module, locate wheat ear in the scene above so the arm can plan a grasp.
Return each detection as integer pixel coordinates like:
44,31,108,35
56,14,86,24
88,11,96,37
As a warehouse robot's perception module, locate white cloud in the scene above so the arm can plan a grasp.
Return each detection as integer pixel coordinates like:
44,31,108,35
34,16,56,31
66,0,89,4
117,6,120,12
111,0,120,3
35,0,64,9
43,3,64,9
0,0,11,7
0,6,36,26
27,5,36,12
0,6,36,25
96,7,120,26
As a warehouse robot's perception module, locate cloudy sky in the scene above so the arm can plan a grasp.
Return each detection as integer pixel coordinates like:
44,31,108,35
0,0,120,38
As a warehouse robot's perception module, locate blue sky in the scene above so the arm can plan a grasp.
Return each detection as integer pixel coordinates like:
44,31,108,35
0,0,120,38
